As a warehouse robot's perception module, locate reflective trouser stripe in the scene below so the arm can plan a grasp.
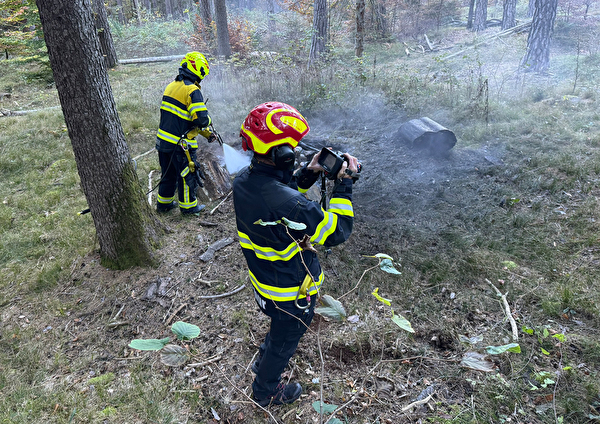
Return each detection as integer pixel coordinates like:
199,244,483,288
249,270,324,302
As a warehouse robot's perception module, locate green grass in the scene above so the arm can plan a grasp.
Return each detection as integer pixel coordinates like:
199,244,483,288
1,14,600,424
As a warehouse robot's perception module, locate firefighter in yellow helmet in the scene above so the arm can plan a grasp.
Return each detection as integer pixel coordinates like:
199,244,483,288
233,102,359,406
155,52,216,215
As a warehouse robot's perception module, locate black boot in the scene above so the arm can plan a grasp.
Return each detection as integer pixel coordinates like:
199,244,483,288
253,382,302,407
157,201,177,213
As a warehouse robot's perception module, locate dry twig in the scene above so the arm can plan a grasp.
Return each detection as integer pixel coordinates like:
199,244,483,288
486,278,518,341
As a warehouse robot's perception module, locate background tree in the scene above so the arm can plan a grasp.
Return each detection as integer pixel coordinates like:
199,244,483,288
473,0,488,32
521,0,558,73
93,0,118,68
309,0,328,65
355,0,365,57
467,0,475,29
214,0,231,58
502,0,517,30
36,0,161,268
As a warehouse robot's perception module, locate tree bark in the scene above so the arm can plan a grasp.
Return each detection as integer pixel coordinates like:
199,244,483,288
92,0,118,68
473,0,487,32
467,0,475,29
501,0,517,30
267,0,276,33
309,0,328,65
165,0,172,18
36,0,161,268
527,0,535,17
355,0,365,57
200,0,212,27
214,0,231,58
521,0,557,73
116,0,126,24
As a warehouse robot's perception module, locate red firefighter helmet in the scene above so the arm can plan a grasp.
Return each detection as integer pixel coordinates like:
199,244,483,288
240,102,310,155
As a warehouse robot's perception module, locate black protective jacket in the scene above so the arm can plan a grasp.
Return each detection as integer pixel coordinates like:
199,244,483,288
233,160,354,317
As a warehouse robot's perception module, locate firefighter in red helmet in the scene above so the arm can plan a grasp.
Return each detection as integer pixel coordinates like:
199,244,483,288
233,102,359,406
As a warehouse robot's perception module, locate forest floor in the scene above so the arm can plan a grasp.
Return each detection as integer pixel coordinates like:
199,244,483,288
2,18,600,424
7,101,599,424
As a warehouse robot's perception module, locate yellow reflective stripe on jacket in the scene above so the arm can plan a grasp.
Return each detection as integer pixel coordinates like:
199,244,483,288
157,129,199,148
238,231,300,261
328,197,354,217
189,101,208,115
311,209,338,245
298,187,309,194
160,101,192,121
249,270,324,302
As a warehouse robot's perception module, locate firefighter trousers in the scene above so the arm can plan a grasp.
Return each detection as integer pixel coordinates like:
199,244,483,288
252,306,315,399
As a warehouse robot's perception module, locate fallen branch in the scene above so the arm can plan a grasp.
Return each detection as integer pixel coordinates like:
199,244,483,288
209,190,232,215
199,237,235,262
401,393,433,412
164,303,187,325
197,284,245,299
186,355,222,368
118,55,184,64
486,278,518,341
442,20,532,61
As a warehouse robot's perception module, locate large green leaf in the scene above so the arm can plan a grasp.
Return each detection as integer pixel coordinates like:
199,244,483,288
485,343,521,355
315,294,346,321
391,312,414,333
379,258,401,274
281,217,307,230
128,337,170,351
160,344,189,367
171,321,201,341
312,401,338,414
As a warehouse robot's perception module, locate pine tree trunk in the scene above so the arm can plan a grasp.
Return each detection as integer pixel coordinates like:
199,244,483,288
214,0,231,58
521,0,557,73
116,0,126,23
309,0,328,65
92,0,118,68
501,0,517,30
467,0,475,29
165,0,172,18
355,0,365,57
267,0,276,33
473,0,487,32
36,0,161,268
527,0,535,17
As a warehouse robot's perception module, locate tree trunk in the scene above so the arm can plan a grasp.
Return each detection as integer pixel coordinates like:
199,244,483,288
527,0,535,17
309,0,328,65
214,0,231,58
165,0,172,18
92,0,118,68
144,0,151,16
201,0,212,27
467,0,475,29
501,0,517,30
521,0,557,73
267,0,276,33
116,0,126,23
36,0,161,269
132,0,142,24
473,0,487,32
355,0,365,57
